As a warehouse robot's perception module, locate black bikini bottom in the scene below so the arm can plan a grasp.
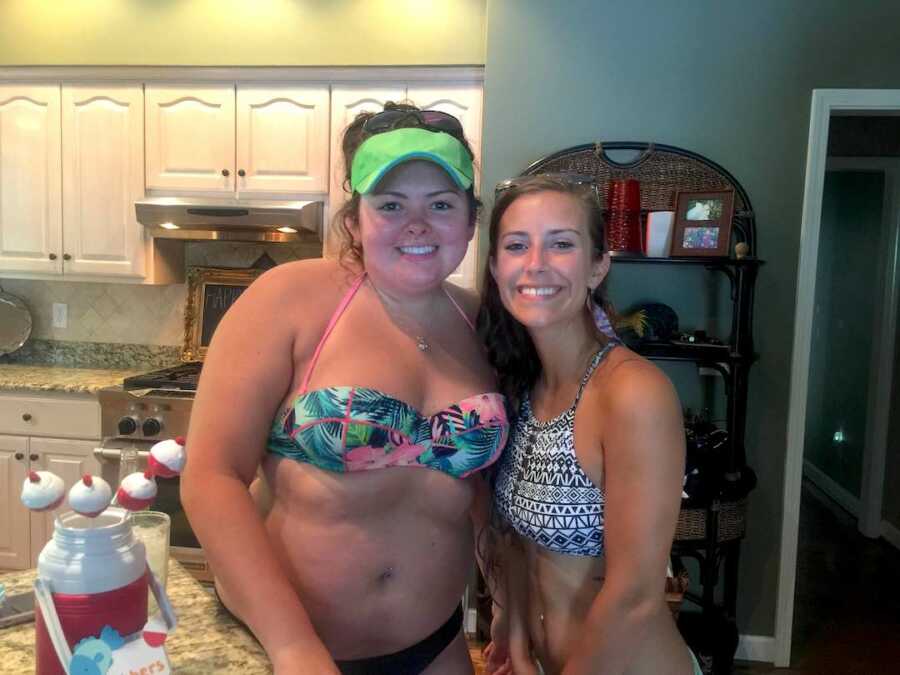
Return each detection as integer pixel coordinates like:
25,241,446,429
335,604,463,675
214,585,462,675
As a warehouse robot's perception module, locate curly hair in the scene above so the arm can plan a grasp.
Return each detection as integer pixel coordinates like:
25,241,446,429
331,101,481,270
476,175,614,406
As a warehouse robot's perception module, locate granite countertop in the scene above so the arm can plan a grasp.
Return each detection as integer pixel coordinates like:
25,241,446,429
0,364,144,394
0,340,184,394
0,561,271,674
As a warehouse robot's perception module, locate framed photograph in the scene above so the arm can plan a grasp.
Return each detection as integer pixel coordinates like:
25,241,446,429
182,267,263,361
670,189,735,257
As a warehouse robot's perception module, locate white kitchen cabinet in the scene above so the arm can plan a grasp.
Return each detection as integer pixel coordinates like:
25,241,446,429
29,437,102,563
0,435,29,569
236,86,330,195
0,392,101,570
0,436,101,571
145,84,235,193
327,84,483,289
0,83,181,283
0,85,62,275
62,84,148,277
147,84,330,197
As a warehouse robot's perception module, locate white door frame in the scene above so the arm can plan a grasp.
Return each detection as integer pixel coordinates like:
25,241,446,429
776,89,900,667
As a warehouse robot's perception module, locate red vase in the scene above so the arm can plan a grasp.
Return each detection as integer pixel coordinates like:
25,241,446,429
607,179,643,254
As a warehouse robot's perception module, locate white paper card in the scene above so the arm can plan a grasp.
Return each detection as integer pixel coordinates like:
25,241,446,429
646,211,675,257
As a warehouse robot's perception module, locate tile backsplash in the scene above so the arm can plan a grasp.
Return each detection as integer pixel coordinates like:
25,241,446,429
0,278,187,345
0,240,321,347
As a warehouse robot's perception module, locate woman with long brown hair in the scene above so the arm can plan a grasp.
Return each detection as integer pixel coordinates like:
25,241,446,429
479,175,700,675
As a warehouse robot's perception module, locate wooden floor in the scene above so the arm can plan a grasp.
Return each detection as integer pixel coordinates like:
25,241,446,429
733,479,900,674
472,480,900,674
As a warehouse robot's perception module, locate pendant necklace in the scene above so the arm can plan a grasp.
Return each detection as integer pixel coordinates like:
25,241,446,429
371,281,432,354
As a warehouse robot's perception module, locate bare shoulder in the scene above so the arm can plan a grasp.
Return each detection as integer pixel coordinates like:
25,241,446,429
591,345,681,417
246,257,357,304
214,258,357,357
443,282,480,324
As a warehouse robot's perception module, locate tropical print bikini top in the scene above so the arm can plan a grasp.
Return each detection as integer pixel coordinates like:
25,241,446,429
267,274,509,478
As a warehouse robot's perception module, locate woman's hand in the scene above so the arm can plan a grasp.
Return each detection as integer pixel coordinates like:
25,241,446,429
484,604,511,673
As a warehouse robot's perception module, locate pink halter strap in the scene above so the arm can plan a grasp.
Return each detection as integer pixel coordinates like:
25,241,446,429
298,273,475,393
298,274,367,393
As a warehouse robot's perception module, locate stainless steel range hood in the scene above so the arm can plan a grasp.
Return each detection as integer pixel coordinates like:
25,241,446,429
135,197,324,244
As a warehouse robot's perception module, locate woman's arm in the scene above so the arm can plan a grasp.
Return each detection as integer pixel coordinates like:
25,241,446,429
562,361,685,675
180,264,339,674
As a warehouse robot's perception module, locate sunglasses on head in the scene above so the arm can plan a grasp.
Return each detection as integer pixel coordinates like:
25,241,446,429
363,109,465,136
494,172,599,198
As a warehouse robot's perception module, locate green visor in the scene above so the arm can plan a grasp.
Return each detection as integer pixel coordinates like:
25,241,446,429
350,127,474,194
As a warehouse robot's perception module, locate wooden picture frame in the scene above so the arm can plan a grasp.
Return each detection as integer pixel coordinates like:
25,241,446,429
670,189,735,257
182,267,263,361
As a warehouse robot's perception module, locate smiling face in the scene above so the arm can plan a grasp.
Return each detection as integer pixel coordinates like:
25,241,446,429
490,190,609,332
354,160,474,295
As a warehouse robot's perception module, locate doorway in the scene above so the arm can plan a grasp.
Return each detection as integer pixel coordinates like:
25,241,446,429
777,90,900,667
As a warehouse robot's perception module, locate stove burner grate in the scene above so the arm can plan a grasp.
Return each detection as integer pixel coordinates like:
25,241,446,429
123,362,203,391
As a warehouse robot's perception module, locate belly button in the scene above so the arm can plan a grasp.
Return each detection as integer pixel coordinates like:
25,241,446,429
378,567,394,583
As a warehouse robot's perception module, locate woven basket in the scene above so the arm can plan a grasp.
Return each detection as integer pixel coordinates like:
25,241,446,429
675,498,747,543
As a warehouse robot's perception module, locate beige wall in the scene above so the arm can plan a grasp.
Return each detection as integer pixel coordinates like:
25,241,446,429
0,0,486,66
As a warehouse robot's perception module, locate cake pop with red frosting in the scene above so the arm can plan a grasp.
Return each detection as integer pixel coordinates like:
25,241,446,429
68,474,113,518
148,436,186,478
20,470,65,512
115,470,158,511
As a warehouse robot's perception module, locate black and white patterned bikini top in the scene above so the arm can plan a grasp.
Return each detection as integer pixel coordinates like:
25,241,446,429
493,342,617,557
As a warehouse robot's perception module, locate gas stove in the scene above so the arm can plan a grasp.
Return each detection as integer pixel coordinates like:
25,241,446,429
97,362,202,442
93,362,209,579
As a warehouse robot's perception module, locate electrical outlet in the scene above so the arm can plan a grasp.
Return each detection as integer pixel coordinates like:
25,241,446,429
52,303,67,329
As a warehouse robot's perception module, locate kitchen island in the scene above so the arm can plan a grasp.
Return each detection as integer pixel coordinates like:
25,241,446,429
0,562,488,674
0,561,270,674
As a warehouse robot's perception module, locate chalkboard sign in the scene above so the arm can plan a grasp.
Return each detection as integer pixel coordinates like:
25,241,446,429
183,268,262,361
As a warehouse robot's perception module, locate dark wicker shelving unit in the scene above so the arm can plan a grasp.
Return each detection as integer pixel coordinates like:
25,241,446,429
522,142,763,673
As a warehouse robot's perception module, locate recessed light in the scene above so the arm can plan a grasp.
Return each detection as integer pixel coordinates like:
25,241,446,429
159,222,180,230
276,226,297,233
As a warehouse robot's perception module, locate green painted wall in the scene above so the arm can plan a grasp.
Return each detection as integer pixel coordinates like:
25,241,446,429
0,0,486,66
482,0,900,636
804,171,884,497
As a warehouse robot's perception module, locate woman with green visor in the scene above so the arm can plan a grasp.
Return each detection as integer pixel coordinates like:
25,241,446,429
182,104,509,674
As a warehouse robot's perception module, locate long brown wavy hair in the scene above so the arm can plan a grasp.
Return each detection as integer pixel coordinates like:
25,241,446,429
474,176,614,598
331,101,481,269
476,175,614,407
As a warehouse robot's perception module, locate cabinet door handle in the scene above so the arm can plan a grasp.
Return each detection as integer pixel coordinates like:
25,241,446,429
22,413,32,421
29,453,39,462
49,253,57,260
15,452,24,461
63,253,72,261
238,169,246,177
221,169,230,177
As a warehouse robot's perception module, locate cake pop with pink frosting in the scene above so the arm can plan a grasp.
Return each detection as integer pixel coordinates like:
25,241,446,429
68,474,113,518
115,470,158,511
20,470,65,512
148,436,186,478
